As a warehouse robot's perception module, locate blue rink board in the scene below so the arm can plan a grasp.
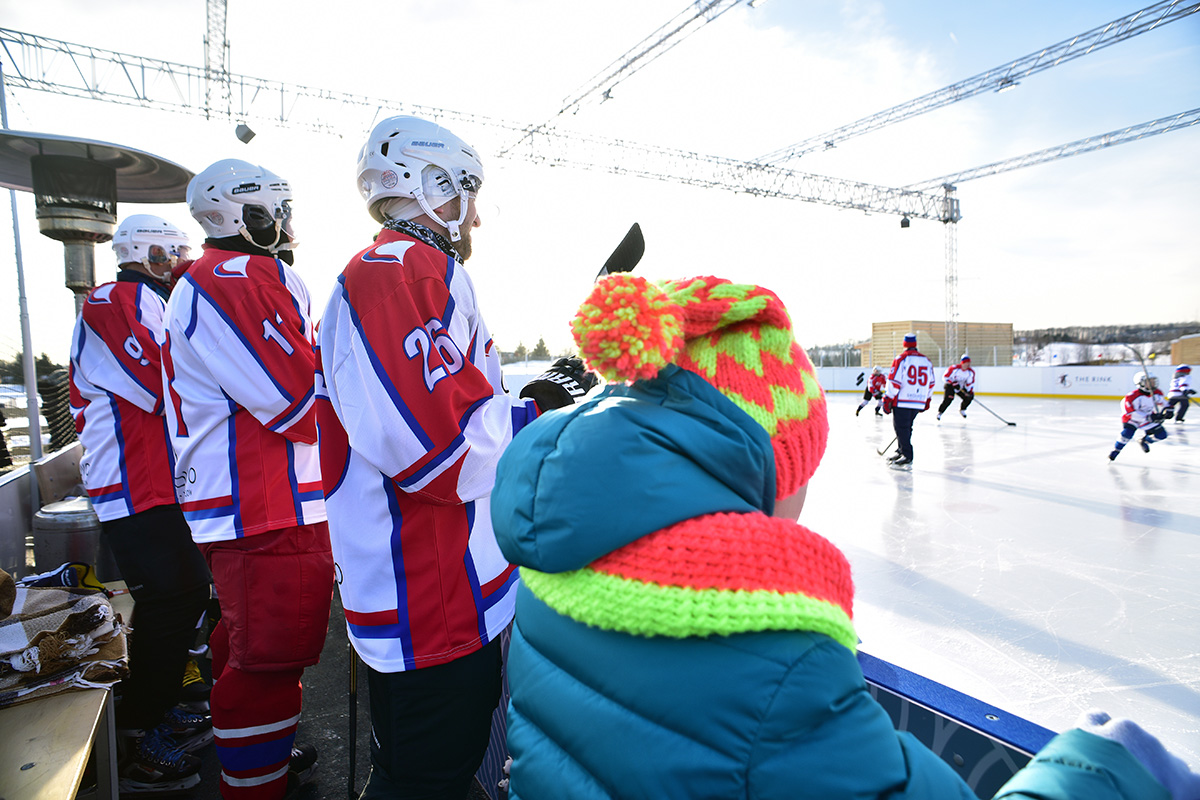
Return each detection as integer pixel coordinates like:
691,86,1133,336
859,650,1057,799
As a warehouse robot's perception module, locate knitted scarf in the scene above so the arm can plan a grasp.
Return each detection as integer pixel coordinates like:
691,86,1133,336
520,511,857,652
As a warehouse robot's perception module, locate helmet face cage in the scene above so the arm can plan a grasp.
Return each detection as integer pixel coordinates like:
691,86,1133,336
187,160,295,251
357,116,485,240
1135,372,1156,392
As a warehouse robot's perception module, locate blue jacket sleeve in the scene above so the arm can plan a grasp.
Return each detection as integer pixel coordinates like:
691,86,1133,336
993,729,1170,800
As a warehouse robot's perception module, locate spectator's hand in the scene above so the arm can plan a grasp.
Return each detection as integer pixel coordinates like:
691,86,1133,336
1077,710,1200,800
882,397,894,415
520,356,599,412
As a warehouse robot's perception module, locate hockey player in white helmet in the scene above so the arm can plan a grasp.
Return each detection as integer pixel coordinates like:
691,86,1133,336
163,159,331,798
318,115,597,798
1166,364,1193,422
69,213,213,791
1108,371,1170,461
936,354,976,420
856,366,886,417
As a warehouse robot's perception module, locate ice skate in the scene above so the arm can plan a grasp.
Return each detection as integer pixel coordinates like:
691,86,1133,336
117,726,202,794
1139,438,1151,453
936,412,942,420
875,407,882,416
960,409,967,418
856,404,863,417
889,455,912,469
1108,450,1119,461
283,743,319,799
179,656,211,713
157,704,213,752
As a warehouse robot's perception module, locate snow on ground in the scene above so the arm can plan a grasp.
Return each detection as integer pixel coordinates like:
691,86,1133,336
804,392,1199,762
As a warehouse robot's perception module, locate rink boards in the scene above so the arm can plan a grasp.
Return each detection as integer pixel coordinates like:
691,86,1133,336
859,651,1056,799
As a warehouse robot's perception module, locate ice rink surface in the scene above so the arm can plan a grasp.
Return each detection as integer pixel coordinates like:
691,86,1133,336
804,392,1199,763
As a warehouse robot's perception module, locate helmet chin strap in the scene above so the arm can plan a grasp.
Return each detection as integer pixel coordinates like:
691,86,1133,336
238,222,295,254
413,187,467,242
142,258,175,284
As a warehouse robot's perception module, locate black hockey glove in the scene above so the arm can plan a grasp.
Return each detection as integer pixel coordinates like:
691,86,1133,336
1149,411,1167,422
520,356,599,412
959,389,973,400
1161,407,1175,419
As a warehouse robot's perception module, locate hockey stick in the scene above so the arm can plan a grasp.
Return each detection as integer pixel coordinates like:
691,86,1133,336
348,642,358,799
971,396,1017,426
877,435,897,456
596,222,645,279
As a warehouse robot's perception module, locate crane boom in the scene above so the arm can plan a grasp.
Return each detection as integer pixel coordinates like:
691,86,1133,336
903,108,1200,191
758,0,1199,165
0,26,950,220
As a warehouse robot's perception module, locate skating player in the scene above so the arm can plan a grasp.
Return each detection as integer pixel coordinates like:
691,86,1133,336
1166,364,1193,422
856,366,886,416
883,333,935,467
937,354,976,420
1108,372,1170,461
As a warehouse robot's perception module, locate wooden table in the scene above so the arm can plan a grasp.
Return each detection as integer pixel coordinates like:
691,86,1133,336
0,688,117,800
0,585,131,800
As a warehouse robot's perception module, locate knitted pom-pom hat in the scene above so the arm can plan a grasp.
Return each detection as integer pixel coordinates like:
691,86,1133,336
572,274,828,496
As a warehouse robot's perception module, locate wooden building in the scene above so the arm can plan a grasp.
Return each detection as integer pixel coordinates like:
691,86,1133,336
858,321,1014,369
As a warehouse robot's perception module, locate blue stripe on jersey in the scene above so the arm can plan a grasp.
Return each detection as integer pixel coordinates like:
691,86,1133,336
394,429,466,490
133,283,145,325
162,416,178,476
440,255,457,332
276,258,305,331
184,505,237,521
510,402,539,437
106,392,134,517
480,569,520,613
183,278,201,338
383,476,417,670
460,501,489,642
182,276,296,404
72,322,87,364
226,399,244,535
286,441,302,521
337,275,433,451
268,385,314,433
394,392,491,490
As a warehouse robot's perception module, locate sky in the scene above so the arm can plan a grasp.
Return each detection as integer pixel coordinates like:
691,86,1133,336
1,0,1198,367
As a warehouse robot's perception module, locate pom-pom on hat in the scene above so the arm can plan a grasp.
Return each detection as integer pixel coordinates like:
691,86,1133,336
571,274,828,496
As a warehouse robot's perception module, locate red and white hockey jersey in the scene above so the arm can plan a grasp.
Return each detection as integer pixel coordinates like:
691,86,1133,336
942,363,976,393
161,246,325,543
867,372,886,396
317,228,539,673
886,349,936,410
1121,388,1165,428
69,274,177,522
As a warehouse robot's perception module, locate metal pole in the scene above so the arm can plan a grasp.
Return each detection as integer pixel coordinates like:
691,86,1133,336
1,62,44,514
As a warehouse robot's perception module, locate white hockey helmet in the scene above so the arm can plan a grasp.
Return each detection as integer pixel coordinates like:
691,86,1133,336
872,366,882,375
112,214,191,281
356,115,484,241
186,159,295,253
1134,371,1156,392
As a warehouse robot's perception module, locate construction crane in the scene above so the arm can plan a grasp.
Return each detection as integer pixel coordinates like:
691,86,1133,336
501,0,750,156
757,0,1199,165
904,108,1200,192
204,0,229,120
0,27,952,221
1,5,1195,359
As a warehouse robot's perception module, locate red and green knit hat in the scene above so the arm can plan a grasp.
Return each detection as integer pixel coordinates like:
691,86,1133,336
571,274,829,496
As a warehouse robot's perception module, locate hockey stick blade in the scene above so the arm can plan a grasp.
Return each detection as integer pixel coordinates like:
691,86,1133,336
877,435,897,456
596,222,645,280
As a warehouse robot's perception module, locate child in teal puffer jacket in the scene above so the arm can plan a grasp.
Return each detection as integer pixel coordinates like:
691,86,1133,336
491,274,1198,800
